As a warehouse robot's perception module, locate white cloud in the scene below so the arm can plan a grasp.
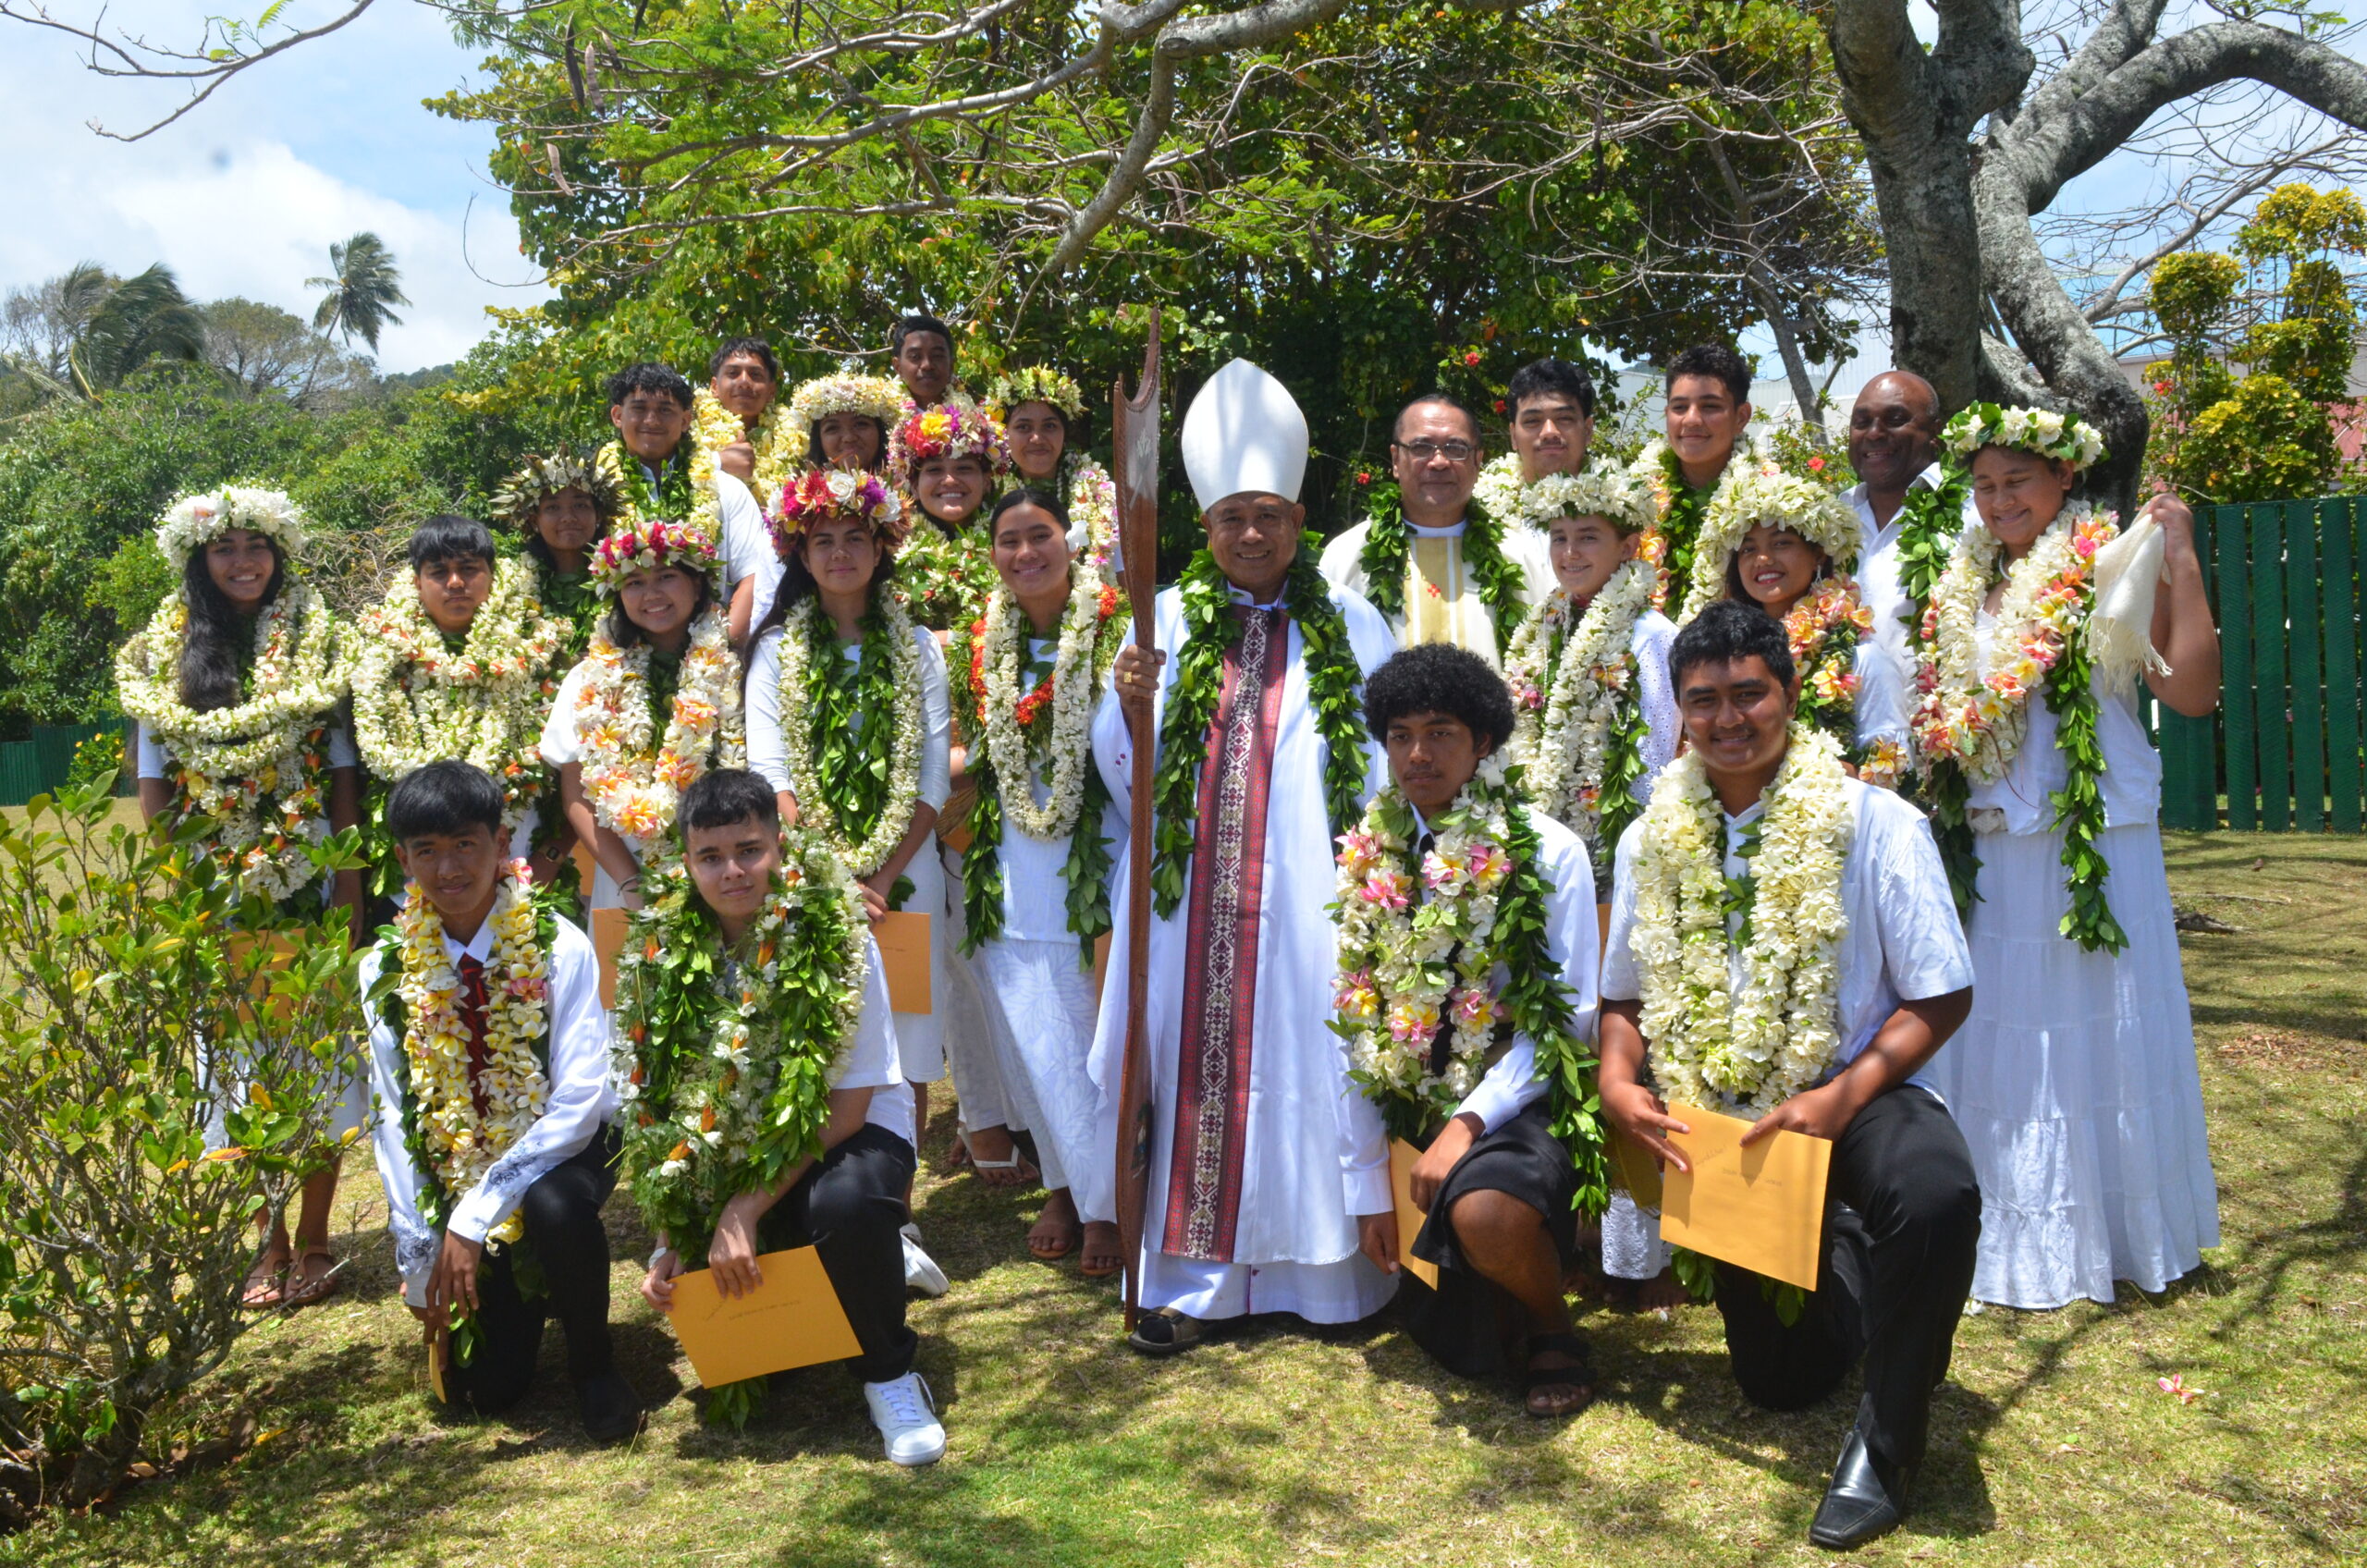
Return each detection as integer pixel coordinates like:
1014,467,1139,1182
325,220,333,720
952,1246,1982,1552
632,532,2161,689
4,1,546,373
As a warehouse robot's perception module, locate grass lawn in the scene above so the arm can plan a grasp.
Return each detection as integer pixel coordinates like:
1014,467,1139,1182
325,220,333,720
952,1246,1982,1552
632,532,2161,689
6,830,2363,1567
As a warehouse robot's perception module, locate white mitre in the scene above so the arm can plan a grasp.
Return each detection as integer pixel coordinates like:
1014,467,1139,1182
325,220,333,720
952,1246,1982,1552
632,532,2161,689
1181,359,1308,511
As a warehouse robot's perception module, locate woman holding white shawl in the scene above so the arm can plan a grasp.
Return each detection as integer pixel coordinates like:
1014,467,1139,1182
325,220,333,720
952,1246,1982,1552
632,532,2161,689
1914,404,2222,1310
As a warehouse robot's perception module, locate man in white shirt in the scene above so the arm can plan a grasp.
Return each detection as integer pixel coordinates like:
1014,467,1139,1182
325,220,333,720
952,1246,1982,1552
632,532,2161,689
1359,644,1600,1418
636,769,945,1465
1842,370,1972,672
604,362,779,643
1318,393,1552,667
361,761,641,1442
1598,600,1980,1550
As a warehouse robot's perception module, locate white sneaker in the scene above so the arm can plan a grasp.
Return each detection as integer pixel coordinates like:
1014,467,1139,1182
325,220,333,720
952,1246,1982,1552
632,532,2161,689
864,1372,946,1466
901,1225,949,1297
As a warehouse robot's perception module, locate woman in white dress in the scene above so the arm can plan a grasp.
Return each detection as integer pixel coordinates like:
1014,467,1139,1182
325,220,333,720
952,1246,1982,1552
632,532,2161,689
539,517,746,911
1499,466,1682,1307
954,486,1129,1272
115,486,363,1309
1914,404,2222,1309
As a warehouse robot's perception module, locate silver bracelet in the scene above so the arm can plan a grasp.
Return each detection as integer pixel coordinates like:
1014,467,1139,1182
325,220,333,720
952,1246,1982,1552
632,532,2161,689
647,1243,673,1270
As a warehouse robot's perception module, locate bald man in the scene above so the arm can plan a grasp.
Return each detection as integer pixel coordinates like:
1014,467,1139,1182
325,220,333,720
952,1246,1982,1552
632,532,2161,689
1845,372,1977,672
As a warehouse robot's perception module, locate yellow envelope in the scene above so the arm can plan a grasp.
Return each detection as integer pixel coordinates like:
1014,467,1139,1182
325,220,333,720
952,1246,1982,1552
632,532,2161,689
1657,1102,1832,1292
1388,1139,1441,1289
571,838,598,894
666,1246,862,1389
1610,1126,1666,1210
591,908,629,1011
873,911,933,1013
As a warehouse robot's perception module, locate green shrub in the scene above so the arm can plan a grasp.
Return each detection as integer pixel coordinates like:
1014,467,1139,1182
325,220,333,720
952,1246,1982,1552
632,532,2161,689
0,785,362,1513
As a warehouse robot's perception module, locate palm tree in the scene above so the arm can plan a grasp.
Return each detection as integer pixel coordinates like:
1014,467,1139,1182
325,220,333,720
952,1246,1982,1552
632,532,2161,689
0,261,203,404
307,232,410,352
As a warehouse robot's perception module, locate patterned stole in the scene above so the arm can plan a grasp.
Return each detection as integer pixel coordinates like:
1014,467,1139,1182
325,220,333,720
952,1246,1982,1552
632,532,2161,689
1405,535,1497,664
1162,606,1290,1262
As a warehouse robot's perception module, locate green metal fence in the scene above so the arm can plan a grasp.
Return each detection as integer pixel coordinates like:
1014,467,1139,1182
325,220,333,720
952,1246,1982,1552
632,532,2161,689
2157,496,2364,832
0,722,127,807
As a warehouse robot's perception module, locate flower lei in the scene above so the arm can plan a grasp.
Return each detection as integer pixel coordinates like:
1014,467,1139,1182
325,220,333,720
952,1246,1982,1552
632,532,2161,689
771,467,904,555
958,571,1126,962
894,518,998,633
1148,550,1369,917
1067,457,1120,572
1470,452,1529,528
491,449,619,536
366,863,556,1360
1679,452,1863,625
889,401,1011,489
1634,439,1726,603
984,365,1085,422
573,608,745,853
1889,464,1974,648
596,437,707,545
613,845,868,1400
153,485,306,569
692,386,796,505
1331,758,1611,1207
1503,557,1658,860
1783,573,1878,759
1354,481,1529,648
777,590,927,880
1630,725,1855,1117
351,556,565,827
1910,501,2126,950
115,582,350,902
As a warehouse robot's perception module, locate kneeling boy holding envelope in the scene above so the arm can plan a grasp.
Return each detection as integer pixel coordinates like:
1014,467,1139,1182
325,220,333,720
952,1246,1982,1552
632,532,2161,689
623,769,943,1464
1598,601,1978,1552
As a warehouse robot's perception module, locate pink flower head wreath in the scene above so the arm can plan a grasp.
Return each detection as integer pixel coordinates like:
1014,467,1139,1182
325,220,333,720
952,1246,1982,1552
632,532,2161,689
770,467,908,558
888,402,1012,492
589,516,721,596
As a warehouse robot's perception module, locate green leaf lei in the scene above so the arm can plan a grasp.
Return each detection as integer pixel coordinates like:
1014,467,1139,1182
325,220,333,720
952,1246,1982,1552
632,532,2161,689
798,594,902,853
955,598,1124,966
895,519,999,634
1149,549,1371,919
1654,444,1719,594
1890,464,1972,641
602,440,697,526
610,844,870,1426
1353,480,1529,648
364,903,558,1366
530,557,606,661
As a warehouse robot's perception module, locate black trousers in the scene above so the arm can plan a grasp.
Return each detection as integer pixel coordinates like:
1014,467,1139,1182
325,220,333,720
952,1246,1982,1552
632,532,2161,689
1713,1085,1980,1481
756,1124,918,1385
438,1127,619,1415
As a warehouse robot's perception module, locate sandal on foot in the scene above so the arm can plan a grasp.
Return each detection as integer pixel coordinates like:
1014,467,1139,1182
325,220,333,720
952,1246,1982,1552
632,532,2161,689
1026,1215,1079,1262
960,1130,1037,1189
1522,1330,1595,1418
241,1249,288,1310
1127,1306,1207,1358
283,1247,343,1308
1078,1222,1123,1280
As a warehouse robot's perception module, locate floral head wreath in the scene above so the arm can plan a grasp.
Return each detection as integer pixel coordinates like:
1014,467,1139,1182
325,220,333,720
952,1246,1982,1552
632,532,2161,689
1517,467,1657,535
153,485,307,570
589,516,721,594
1943,401,2107,472
1682,447,1862,618
785,372,907,461
771,467,907,554
490,450,621,533
889,401,1012,488
983,365,1086,423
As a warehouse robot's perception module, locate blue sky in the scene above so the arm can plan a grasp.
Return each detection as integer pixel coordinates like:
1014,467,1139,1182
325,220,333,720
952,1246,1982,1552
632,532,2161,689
6,0,546,372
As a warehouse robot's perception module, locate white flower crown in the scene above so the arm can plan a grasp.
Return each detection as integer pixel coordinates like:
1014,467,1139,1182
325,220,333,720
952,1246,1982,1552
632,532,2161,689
1516,467,1658,534
1943,401,2107,472
153,485,307,569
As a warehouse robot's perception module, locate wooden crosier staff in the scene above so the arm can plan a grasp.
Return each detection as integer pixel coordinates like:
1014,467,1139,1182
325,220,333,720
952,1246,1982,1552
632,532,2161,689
1110,312,1161,1331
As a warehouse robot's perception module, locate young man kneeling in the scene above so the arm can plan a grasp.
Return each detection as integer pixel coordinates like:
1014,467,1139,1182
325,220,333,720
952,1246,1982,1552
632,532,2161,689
362,760,642,1441
1599,601,1979,1550
630,770,944,1464
1340,643,1602,1416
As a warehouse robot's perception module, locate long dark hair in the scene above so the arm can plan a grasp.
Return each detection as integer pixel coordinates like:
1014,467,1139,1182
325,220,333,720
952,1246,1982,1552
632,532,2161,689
178,542,286,711
753,526,897,643
1722,529,1831,610
603,570,716,649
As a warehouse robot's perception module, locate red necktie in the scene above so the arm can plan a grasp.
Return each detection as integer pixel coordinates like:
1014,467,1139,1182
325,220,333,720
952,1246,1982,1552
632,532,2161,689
457,953,494,1118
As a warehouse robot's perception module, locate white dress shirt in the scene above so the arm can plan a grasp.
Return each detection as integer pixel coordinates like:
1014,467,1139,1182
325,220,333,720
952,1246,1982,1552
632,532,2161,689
361,913,618,1306
743,622,953,815
1601,776,1972,1109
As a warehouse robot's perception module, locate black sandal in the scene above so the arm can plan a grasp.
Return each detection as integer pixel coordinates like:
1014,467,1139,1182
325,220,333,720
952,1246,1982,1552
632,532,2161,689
1521,1330,1595,1418
1127,1306,1206,1358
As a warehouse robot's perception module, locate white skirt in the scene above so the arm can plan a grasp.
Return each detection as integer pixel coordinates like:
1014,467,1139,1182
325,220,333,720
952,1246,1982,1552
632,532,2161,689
934,841,1029,1133
1927,820,2220,1308
975,936,1110,1220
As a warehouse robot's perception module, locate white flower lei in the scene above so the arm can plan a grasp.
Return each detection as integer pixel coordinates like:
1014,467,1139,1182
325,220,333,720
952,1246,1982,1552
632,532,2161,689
1504,557,1657,844
1914,501,2115,784
573,607,746,854
115,582,350,901
693,387,797,509
1942,401,2106,471
1631,725,1854,1117
1472,452,1529,528
392,861,551,1244
1068,458,1119,570
974,569,1119,841
352,557,565,822
1333,755,1524,1109
777,594,926,878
